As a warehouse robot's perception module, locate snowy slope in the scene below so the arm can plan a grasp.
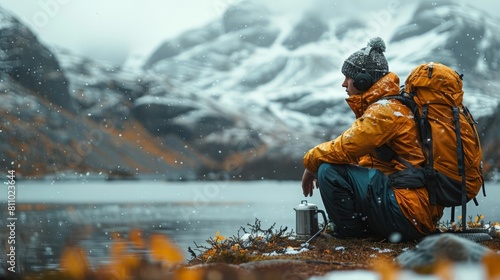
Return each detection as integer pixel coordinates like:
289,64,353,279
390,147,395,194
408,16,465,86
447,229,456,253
135,1,500,177
2,1,500,179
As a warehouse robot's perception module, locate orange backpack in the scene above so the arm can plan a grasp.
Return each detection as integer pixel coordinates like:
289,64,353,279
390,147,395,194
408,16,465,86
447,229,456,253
379,62,484,229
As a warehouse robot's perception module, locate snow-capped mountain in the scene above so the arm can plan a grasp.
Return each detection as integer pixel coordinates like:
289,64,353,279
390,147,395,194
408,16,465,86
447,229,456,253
1,1,500,179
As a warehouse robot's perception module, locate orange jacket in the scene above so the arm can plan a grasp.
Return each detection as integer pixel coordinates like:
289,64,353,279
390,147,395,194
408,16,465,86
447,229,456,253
303,72,443,235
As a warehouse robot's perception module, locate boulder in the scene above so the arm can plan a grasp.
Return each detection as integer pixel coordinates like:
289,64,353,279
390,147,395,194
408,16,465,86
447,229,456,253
397,233,493,269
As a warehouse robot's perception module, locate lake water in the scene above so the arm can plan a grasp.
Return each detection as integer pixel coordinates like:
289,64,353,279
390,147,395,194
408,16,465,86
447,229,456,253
1,179,499,274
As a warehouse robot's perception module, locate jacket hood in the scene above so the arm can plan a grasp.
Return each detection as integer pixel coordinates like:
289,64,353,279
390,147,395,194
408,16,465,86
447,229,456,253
346,72,400,118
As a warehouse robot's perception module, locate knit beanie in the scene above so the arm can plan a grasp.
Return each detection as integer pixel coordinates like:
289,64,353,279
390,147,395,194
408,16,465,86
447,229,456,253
341,37,389,83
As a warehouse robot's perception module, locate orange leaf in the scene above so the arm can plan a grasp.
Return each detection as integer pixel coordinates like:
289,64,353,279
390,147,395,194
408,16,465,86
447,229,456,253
483,253,500,278
371,258,399,280
433,261,453,280
109,239,127,259
129,228,145,249
59,246,89,279
174,267,203,280
231,244,241,251
214,231,226,243
203,249,217,259
109,254,140,279
149,234,184,265
111,232,123,240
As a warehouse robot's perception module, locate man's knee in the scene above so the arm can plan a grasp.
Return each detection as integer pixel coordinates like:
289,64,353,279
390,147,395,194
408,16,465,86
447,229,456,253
317,163,344,190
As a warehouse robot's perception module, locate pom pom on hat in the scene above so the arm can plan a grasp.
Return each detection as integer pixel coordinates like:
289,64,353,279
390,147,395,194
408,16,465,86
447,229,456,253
367,37,386,52
341,37,389,84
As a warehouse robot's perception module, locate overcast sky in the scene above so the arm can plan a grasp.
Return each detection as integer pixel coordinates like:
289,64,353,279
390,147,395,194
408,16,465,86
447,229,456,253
0,0,499,66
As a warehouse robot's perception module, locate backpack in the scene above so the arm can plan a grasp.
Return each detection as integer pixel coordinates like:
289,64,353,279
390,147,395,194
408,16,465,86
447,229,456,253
377,62,485,230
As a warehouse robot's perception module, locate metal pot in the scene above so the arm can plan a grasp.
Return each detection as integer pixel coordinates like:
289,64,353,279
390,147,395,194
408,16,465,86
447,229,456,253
294,200,327,241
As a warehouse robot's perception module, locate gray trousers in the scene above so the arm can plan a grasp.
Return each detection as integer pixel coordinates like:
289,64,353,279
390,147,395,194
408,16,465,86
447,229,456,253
317,163,425,242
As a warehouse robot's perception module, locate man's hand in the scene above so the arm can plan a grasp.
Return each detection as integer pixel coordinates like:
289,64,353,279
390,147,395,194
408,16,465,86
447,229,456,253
301,169,317,197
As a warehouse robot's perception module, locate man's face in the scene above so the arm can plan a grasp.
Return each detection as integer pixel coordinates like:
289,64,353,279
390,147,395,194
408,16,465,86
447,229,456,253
342,76,364,96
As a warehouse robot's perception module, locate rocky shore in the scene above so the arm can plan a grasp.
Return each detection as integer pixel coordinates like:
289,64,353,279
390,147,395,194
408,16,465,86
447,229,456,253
15,220,499,280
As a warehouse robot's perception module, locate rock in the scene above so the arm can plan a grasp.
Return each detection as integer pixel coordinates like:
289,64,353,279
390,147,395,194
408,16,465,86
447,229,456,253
3,2,500,181
241,56,288,87
391,1,500,77
143,22,222,69
235,25,280,48
282,14,329,50
222,1,270,33
477,102,500,177
54,48,148,124
132,96,199,136
0,7,75,113
221,2,279,48
397,233,493,269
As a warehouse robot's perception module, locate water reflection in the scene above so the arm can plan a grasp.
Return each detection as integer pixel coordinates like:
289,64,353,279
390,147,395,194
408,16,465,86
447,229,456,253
6,202,265,273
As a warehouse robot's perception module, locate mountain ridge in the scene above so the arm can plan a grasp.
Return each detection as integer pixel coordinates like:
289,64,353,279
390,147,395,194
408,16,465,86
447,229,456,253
1,2,500,180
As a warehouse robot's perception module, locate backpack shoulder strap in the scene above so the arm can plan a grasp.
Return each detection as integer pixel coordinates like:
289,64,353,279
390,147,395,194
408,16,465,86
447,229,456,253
377,91,439,204
376,90,421,165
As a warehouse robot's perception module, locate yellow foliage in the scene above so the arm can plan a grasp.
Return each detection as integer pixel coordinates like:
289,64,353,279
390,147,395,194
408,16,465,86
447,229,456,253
59,246,89,279
203,249,217,259
371,258,399,280
174,267,203,280
109,238,127,257
129,228,145,249
433,261,454,280
231,244,241,251
106,254,141,279
149,234,184,265
468,214,485,228
57,229,187,279
214,231,226,243
483,252,500,278
105,238,141,279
